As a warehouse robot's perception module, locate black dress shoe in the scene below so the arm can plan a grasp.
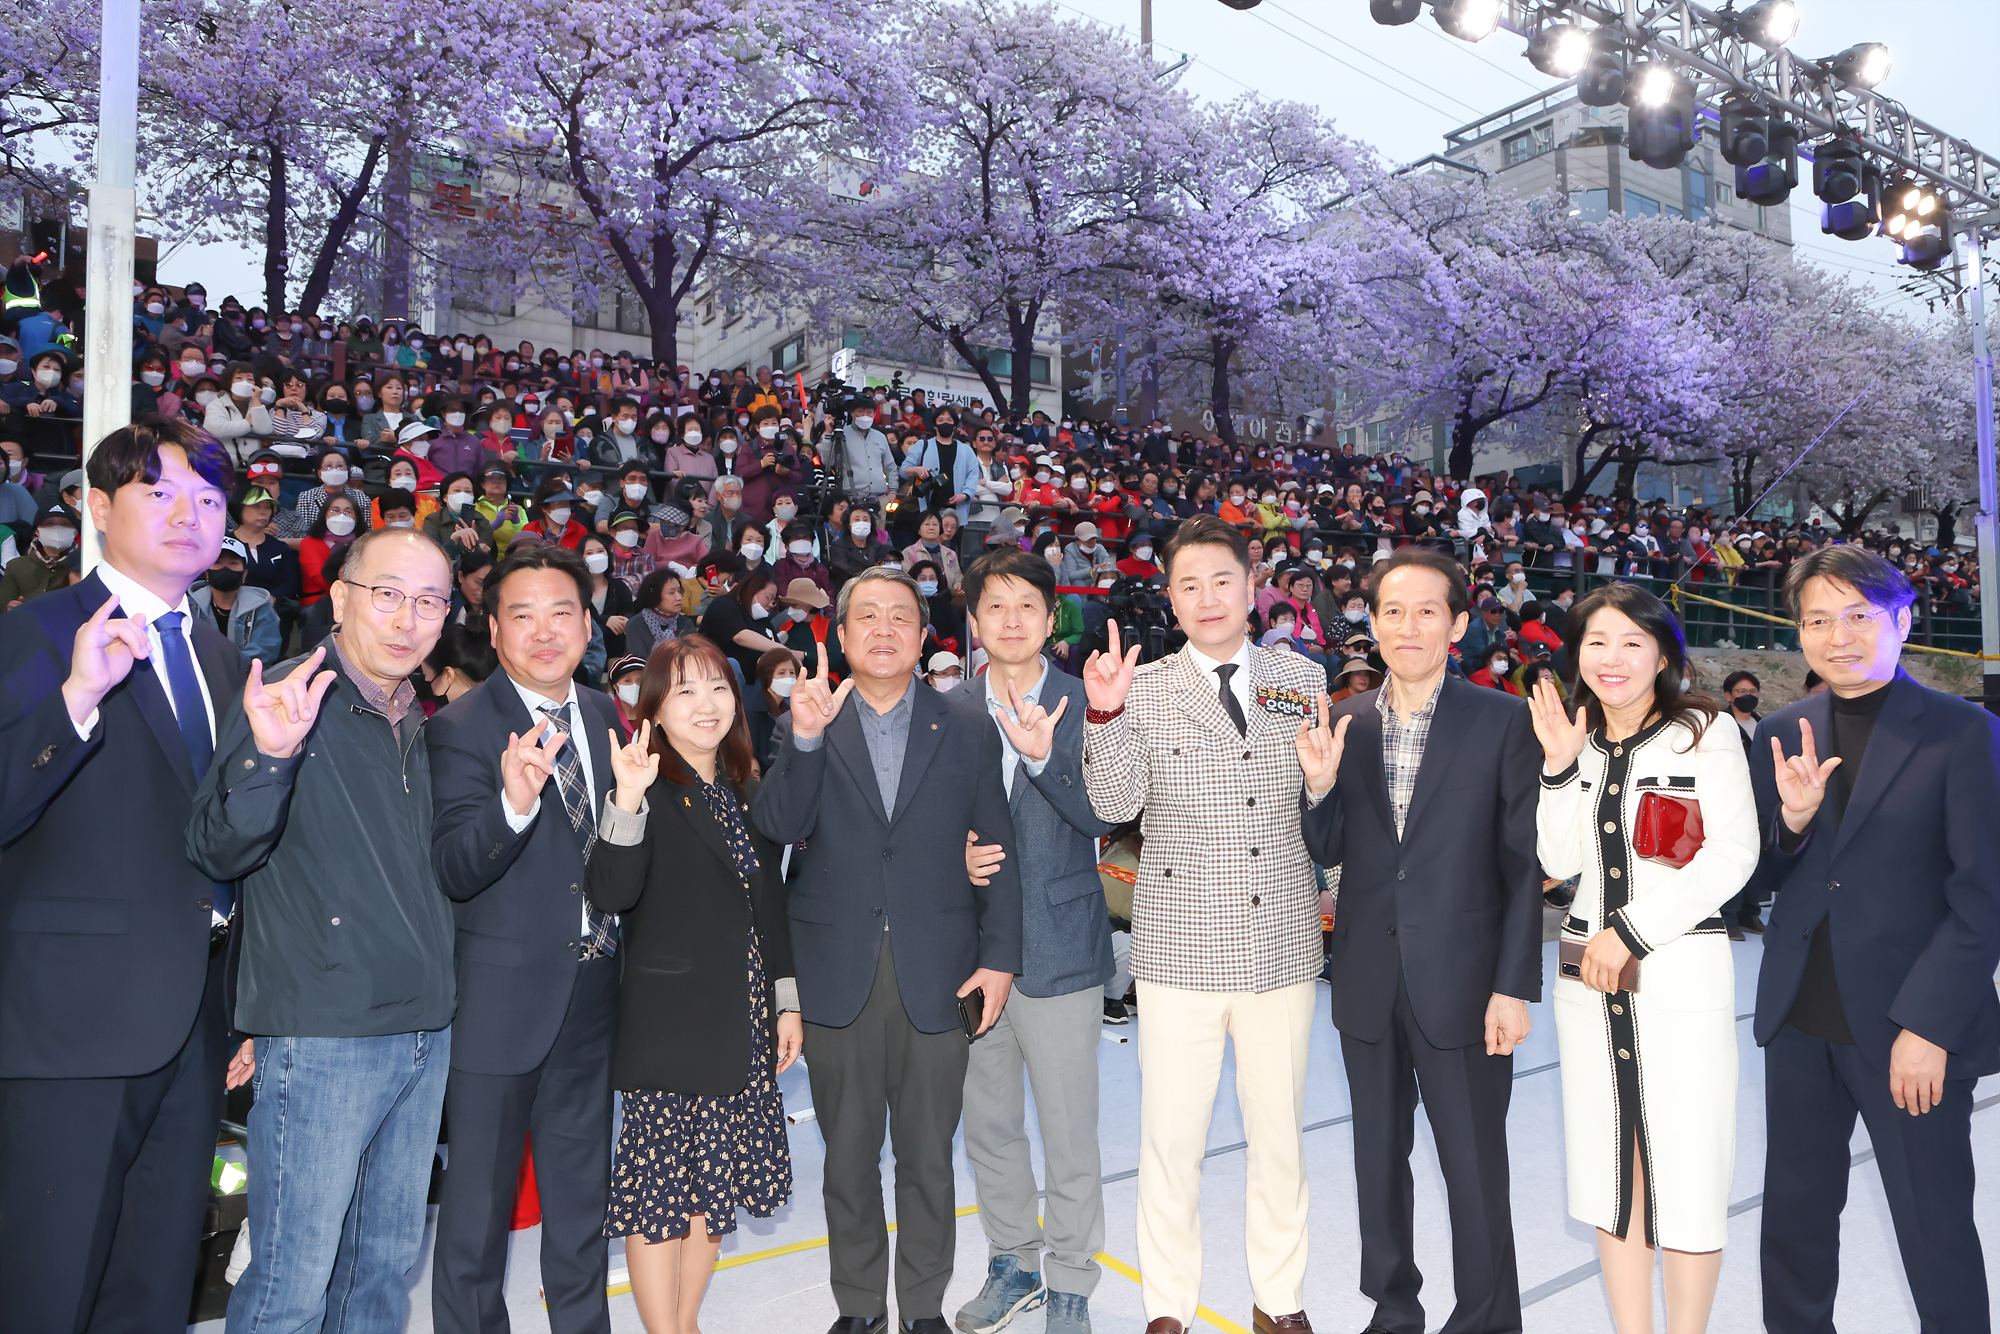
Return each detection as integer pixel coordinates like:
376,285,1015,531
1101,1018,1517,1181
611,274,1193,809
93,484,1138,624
900,1320,951,1334
1738,914,1765,935
827,1318,887,1334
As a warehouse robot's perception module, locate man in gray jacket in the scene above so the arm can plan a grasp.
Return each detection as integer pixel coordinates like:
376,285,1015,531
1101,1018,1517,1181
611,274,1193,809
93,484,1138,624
831,394,896,503
955,548,1117,1334
188,526,459,1334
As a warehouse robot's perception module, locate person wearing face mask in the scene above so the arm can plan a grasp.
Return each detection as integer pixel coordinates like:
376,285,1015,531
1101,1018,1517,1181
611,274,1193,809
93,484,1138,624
527,484,588,551
417,623,497,720
0,503,81,607
606,509,661,593
606,655,650,739
594,461,649,533
1723,669,1762,740
192,360,273,464
3,350,84,458
750,647,801,765
826,504,887,591
577,535,638,658
740,410,808,524
770,519,835,603
829,397,897,504
763,491,810,558
423,471,497,557
187,537,282,668
903,409,982,528
697,567,795,685
659,410,719,491
282,447,370,541
428,397,484,477
925,649,964,694
1055,521,1117,591
734,521,772,576
370,457,437,531
909,559,965,653
131,348,181,419
0,437,39,530
902,510,964,595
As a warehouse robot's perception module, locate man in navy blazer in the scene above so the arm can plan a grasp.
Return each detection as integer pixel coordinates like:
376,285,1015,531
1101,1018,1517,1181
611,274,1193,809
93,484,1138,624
952,548,1117,1334
1750,546,2000,1334
755,567,1021,1334
0,420,248,1331
428,543,623,1334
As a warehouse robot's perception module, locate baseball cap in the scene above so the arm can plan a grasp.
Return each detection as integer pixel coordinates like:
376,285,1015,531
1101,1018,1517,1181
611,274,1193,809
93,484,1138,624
609,655,647,681
1072,521,1100,541
218,536,249,559
927,651,962,674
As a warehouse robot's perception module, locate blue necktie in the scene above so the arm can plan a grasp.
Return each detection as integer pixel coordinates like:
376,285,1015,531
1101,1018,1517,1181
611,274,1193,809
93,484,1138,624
155,612,230,920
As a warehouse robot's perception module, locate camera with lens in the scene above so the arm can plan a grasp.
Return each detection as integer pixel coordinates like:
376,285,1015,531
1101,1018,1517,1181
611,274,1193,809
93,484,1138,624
1104,572,1181,664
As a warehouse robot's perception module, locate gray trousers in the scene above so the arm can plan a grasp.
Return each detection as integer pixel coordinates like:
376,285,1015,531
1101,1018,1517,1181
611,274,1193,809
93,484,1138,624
962,986,1105,1297
805,936,970,1319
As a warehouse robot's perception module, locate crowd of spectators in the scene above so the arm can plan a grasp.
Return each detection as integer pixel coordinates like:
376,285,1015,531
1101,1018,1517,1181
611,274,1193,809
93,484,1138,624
0,267,1981,698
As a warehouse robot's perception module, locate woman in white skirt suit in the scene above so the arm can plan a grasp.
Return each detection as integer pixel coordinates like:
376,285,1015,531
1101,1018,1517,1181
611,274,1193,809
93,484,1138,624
1529,584,1759,1334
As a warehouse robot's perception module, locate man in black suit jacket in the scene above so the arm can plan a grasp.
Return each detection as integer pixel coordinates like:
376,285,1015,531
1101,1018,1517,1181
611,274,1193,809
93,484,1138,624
428,543,623,1334
754,567,1022,1334
1750,547,2000,1334
1300,549,1542,1334
0,421,249,1332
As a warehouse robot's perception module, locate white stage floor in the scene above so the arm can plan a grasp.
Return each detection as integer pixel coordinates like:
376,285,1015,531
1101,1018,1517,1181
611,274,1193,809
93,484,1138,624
193,935,2000,1333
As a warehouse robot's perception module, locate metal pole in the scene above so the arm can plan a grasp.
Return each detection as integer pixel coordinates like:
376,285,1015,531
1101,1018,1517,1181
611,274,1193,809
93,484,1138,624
80,0,140,573
1140,0,1151,56
1965,225,1999,712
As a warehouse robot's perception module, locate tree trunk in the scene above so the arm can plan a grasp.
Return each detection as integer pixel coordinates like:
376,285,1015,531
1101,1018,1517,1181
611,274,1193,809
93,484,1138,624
1934,504,1960,549
1138,334,1158,426
1448,411,1477,482
295,133,387,319
1613,452,1641,504
1007,298,1039,416
1731,455,1759,514
944,325,1009,413
379,120,412,321
1209,334,1235,448
263,135,288,314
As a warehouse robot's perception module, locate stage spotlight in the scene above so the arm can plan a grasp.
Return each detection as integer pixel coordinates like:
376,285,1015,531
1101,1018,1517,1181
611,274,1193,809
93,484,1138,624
1369,0,1422,24
1577,48,1626,106
1719,96,1767,167
1625,65,1697,170
1896,223,1950,271
1737,0,1799,49
1527,23,1593,78
1432,0,1500,42
1812,138,1864,205
1821,159,1882,240
1216,0,1264,8
1737,119,1799,206
1826,42,1891,89
1882,178,1941,238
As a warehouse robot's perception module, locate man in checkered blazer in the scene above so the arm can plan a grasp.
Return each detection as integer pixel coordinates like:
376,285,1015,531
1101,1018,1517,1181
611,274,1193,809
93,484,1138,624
1082,515,1337,1334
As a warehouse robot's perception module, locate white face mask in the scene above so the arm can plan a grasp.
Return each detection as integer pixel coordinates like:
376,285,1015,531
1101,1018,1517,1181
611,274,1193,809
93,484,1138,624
195,390,218,407
759,424,780,440
546,507,571,528
405,439,430,458
1070,477,1088,492
326,512,357,536
179,359,203,378
683,428,702,445
229,380,253,398
1133,545,1153,563
259,386,277,404
387,517,415,529
741,543,765,564
36,367,63,389
390,475,417,491
445,490,473,510
320,468,348,486
613,529,640,548
649,427,673,444
586,551,611,573
5,458,21,478
445,412,466,427
141,369,165,386
751,602,771,620
853,415,874,431
933,676,960,693
146,301,166,316
1036,471,1050,484
616,682,641,706
770,676,797,698
775,505,797,522
38,526,76,551
788,540,814,558
719,439,738,454
851,520,872,538
719,493,741,511
617,483,647,504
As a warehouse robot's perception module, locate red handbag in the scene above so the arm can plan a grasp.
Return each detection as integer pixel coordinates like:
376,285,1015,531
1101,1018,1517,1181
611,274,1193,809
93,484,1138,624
1632,791,1704,868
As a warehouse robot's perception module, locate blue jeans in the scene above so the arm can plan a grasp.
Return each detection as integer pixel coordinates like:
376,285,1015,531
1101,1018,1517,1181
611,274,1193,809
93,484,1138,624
227,1030,451,1334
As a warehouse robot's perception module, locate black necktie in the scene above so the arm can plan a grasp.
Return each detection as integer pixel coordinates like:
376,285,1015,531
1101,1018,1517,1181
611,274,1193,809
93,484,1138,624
1214,663,1248,736
157,612,230,920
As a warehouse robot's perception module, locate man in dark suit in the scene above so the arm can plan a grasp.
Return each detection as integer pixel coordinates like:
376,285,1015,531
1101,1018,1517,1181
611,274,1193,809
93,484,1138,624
1300,547,1542,1334
0,419,250,1332
954,548,1116,1334
1750,546,2000,1334
428,543,623,1334
754,567,1022,1334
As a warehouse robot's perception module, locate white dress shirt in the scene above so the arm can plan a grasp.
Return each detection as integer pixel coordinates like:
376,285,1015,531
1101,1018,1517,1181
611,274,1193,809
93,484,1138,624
74,561,219,745
984,658,1052,796
501,675,599,832
1187,637,1253,720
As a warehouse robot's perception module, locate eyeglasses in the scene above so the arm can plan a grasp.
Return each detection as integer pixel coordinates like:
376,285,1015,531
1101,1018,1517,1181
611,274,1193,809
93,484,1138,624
340,580,450,620
1797,608,1891,638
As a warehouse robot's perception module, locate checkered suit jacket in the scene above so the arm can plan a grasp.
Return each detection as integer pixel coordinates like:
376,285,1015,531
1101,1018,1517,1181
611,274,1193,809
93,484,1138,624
1084,644,1327,993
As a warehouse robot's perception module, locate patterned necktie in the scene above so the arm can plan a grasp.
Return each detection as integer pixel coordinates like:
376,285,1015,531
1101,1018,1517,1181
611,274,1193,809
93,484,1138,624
156,612,231,921
537,703,615,958
1214,663,1248,737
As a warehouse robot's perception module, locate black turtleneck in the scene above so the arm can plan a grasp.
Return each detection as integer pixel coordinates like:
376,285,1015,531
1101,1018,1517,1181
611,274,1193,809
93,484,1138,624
1784,680,1892,1045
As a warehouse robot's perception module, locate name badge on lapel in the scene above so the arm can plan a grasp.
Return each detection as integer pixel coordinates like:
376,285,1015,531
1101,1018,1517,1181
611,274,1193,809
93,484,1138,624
1255,685,1311,721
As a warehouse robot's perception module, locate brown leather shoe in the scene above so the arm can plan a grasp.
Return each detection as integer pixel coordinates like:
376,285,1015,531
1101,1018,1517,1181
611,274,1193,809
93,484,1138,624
1251,1309,1314,1334
1144,1321,1186,1334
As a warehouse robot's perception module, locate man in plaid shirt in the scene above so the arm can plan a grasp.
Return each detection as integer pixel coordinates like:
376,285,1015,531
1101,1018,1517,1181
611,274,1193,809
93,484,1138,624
1082,515,1337,1334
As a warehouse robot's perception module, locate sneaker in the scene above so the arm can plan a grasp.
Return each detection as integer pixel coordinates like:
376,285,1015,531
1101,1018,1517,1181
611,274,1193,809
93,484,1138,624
1103,997,1130,1025
1042,1291,1092,1334
952,1256,1045,1334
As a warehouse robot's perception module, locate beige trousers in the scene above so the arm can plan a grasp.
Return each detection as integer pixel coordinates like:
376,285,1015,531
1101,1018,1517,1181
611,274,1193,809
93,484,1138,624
1134,979,1316,1326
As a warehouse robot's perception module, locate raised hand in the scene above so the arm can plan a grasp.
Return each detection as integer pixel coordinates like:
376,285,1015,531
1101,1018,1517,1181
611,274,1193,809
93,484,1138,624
992,680,1069,763
500,719,568,817
1081,619,1141,715
1527,675,1588,773
788,650,854,741
244,648,338,759
607,721,659,812
965,830,1006,887
63,597,153,725
1773,718,1841,835
1295,692,1352,797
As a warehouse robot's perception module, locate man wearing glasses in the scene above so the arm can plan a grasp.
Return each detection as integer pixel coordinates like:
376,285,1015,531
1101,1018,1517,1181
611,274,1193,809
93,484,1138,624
189,526,461,1334
1751,545,2000,1334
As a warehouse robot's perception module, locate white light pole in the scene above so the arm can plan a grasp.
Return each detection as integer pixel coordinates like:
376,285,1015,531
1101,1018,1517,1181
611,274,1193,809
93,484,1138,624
1961,218,1999,711
79,0,140,572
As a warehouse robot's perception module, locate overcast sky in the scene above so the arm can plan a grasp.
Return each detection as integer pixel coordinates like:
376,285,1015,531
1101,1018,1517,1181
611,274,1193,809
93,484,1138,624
160,0,1999,322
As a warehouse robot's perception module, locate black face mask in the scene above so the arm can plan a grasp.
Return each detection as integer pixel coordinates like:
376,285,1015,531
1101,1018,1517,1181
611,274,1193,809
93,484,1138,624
1732,693,1759,714
936,424,956,440
207,568,245,593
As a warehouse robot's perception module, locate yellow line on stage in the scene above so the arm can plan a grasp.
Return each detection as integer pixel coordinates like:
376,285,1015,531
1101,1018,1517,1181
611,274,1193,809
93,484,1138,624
607,1205,1250,1334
